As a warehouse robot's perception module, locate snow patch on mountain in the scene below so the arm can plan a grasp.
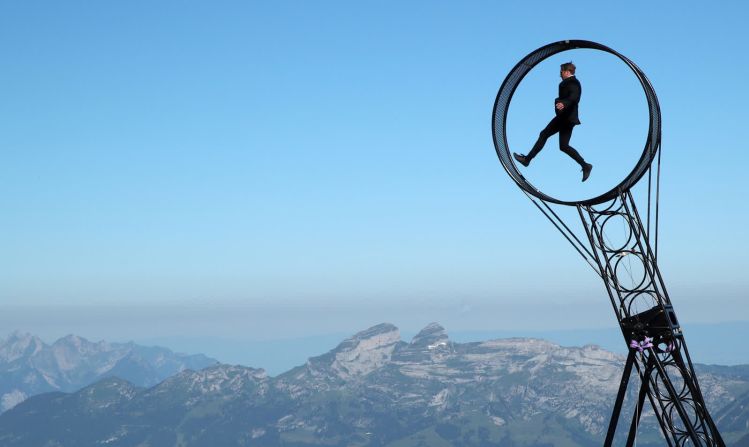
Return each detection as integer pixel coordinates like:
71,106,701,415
1,389,27,412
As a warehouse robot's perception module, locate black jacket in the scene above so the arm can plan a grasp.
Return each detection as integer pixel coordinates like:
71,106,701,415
555,76,581,125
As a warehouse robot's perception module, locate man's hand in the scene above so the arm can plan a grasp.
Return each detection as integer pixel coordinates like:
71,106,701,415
555,101,565,111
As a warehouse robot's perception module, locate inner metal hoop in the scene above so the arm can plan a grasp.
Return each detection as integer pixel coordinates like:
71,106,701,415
492,40,661,206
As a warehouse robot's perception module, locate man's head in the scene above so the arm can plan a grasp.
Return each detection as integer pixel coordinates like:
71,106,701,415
560,62,576,79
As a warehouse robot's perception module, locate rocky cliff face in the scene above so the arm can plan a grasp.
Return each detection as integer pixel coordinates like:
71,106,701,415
329,323,401,380
274,323,403,398
1,323,748,446
0,332,217,412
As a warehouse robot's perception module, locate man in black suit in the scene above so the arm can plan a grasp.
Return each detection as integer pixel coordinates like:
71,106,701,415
513,62,593,182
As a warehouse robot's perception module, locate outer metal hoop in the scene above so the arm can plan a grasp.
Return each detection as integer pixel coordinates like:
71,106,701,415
492,40,661,206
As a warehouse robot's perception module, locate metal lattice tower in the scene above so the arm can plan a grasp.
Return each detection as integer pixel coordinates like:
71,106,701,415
492,40,725,446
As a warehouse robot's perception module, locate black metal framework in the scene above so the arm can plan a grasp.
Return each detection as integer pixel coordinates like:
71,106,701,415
580,193,723,446
491,40,725,446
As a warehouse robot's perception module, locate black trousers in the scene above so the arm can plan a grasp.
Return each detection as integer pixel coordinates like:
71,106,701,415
527,117,586,166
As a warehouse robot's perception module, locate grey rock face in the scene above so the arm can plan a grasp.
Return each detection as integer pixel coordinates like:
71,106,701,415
275,323,402,397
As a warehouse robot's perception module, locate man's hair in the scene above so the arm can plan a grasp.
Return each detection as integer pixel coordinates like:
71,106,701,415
561,62,576,74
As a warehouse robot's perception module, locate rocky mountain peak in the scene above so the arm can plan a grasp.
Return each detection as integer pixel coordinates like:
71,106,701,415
332,323,399,353
78,377,139,411
49,334,109,372
390,323,452,364
279,324,402,389
0,332,217,413
328,323,401,380
0,332,45,362
410,322,448,348
53,334,98,352
152,365,268,404
187,364,268,383
4,331,35,343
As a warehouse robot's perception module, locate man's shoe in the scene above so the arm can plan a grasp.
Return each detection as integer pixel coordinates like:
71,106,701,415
582,163,593,182
513,153,530,167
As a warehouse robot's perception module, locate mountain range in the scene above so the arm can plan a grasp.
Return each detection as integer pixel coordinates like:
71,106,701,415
1,323,748,446
0,331,217,413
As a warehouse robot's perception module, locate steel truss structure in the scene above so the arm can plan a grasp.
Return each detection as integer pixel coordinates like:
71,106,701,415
492,40,725,446
580,192,723,446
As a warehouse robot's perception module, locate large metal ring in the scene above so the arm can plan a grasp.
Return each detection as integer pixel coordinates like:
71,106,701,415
492,40,661,206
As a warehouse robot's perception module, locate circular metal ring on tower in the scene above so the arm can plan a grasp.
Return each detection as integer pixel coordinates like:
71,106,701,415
492,40,661,206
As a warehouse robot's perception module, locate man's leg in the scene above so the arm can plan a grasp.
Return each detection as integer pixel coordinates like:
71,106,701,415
559,124,593,181
527,118,561,161
558,124,586,166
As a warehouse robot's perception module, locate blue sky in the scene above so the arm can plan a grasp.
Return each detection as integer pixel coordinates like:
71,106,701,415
1,1,748,363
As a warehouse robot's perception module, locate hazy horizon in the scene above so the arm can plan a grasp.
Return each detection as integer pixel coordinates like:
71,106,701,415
4,308,748,375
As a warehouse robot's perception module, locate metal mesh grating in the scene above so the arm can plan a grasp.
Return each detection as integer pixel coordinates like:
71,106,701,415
492,40,661,206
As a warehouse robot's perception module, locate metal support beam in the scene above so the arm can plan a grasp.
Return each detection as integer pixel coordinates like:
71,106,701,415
579,193,724,446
